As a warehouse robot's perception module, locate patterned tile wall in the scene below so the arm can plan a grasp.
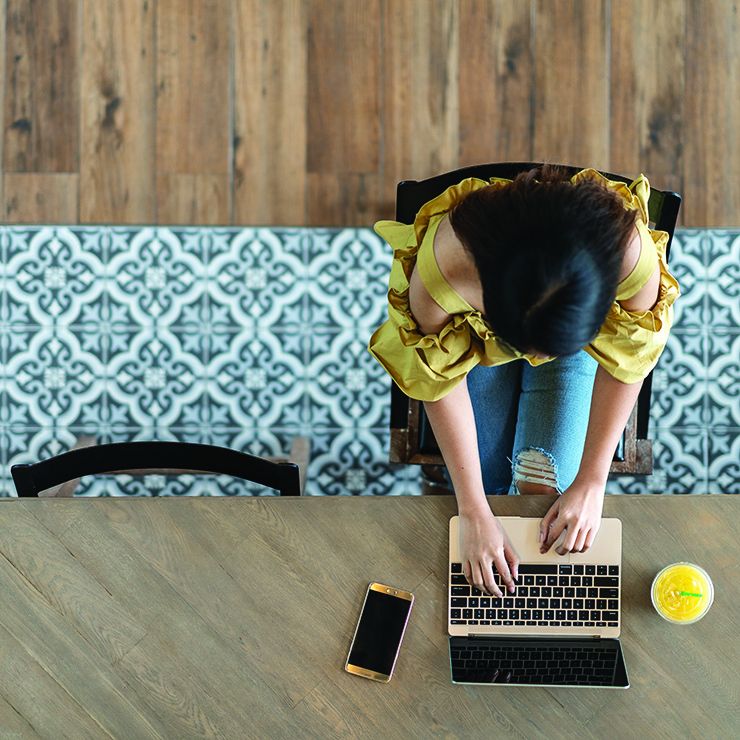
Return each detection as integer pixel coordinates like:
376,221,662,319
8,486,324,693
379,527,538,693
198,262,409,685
0,226,737,496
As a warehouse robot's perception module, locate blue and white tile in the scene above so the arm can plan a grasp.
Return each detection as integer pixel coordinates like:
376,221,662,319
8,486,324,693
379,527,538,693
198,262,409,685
307,229,392,330
5,327,104,427
304,428,419,496
207,229,306,329
108,229,207,326
705,233,740,328
648,336,706,428
0,225,737,497
663,429,711,493
207,328,306,429
707,332,740,426
707,431,740,494
106,328,207,427
4,228,105,325
306,330,389,429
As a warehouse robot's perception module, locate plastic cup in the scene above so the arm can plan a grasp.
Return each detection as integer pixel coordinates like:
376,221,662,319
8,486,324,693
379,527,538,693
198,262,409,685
651,562,714,624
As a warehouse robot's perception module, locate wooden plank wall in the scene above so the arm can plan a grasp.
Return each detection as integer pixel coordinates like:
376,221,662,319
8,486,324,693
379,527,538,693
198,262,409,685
1,0,738,227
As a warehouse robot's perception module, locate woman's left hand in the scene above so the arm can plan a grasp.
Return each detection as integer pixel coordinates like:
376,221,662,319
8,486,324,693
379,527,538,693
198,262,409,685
539,479,605,555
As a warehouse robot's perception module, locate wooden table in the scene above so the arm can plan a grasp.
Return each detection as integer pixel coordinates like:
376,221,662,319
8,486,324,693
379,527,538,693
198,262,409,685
0,495,737,739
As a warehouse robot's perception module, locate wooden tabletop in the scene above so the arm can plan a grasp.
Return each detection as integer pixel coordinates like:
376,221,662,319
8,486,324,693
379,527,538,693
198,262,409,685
0,494,737,739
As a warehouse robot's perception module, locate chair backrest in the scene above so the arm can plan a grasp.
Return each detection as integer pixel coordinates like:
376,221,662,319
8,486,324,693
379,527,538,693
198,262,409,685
11,441,301,497
390,161,682,475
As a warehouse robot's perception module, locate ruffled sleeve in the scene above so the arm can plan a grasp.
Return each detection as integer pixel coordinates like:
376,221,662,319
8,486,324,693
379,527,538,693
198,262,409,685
368,304,494,401
369,167,681,396
368,177,517,402
578,169,681,384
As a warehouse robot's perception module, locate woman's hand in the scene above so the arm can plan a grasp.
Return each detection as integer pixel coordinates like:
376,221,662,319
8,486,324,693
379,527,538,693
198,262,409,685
539,479,605,555
459,508,520,597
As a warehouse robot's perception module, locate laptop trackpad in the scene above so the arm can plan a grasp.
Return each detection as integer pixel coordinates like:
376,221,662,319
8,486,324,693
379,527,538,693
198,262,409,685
491,516,620,564
498,517,573,562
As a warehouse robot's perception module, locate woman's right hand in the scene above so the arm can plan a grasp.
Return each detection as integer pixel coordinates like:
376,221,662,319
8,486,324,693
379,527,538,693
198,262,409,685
459,508,520,598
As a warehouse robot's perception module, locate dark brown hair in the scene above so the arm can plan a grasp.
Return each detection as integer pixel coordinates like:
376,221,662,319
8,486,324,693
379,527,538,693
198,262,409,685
447,162,639,356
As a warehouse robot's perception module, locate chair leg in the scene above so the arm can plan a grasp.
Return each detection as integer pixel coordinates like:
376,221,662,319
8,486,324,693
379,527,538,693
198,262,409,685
421,464,453,495
289,436,311,495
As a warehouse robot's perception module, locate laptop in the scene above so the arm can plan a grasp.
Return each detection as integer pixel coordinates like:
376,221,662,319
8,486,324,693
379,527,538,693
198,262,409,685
448,515,629,688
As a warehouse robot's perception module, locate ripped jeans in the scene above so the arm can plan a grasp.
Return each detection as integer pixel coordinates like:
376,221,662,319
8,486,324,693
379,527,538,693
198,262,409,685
464,350,599,495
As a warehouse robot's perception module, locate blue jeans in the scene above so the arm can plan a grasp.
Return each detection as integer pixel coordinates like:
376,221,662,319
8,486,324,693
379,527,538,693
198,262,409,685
464,350,599,495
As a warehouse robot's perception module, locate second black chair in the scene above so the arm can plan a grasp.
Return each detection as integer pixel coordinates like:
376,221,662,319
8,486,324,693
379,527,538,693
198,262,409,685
11,441,301,497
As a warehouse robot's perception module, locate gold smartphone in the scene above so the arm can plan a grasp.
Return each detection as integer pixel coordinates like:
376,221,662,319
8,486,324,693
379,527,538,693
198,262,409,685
345,582,414,682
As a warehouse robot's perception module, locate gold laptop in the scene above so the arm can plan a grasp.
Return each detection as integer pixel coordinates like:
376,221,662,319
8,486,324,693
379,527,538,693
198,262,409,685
448,516,629,688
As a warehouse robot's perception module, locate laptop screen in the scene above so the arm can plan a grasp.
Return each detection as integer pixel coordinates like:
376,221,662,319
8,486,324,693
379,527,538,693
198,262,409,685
450,636,629,688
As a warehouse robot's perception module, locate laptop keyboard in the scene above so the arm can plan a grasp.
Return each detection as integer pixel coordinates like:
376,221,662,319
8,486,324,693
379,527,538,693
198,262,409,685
450,640,619,685
449,563,620,628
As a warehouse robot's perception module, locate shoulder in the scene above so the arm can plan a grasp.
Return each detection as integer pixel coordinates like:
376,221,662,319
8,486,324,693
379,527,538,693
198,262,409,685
617,223,661,312
408,264,452,336
432,215,485,310
408,214,484,334
617,224,643,282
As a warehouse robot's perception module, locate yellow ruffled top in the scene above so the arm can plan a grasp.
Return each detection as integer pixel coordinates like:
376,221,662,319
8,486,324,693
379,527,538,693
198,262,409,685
368,168,680,401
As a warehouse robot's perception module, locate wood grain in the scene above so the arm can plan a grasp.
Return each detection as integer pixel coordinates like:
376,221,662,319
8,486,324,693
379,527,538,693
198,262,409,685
0,0,5,213
306,0,381,225
380,0,460,215
458,0,533,168
4,172,78,221
306,0,380,174
156,0,231,223
610,0,685,224
3,0,79,173
80,0,156,223
0,495,737,737
684,0,740,226
234,0,308,225
532,0,609,171
1,1,739,225
155,172,229,224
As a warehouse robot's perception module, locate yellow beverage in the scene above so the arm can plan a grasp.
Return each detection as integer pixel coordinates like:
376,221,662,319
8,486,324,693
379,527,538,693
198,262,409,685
651,562,714,624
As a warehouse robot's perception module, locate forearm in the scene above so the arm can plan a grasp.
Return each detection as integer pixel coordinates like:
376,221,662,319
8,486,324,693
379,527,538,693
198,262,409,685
423,377,489,516
576,364,644,486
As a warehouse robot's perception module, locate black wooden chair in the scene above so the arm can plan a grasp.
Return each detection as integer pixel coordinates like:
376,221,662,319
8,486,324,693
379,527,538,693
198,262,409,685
388,161,682,488
11,441,302,497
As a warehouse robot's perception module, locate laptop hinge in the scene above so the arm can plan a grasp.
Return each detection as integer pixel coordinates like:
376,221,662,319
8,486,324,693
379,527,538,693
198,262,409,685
466,633,603,641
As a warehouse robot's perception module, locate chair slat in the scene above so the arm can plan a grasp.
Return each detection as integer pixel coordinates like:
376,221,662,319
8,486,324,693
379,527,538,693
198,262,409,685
11,441,301,497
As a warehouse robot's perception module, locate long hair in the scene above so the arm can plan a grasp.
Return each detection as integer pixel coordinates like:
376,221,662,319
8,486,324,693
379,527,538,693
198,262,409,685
447,163,638,356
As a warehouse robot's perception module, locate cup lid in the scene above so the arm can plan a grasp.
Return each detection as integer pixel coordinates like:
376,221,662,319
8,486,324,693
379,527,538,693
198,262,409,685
651,562,714,624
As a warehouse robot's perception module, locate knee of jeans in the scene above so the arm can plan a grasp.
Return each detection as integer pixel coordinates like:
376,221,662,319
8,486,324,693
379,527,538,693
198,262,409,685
512,447,561,495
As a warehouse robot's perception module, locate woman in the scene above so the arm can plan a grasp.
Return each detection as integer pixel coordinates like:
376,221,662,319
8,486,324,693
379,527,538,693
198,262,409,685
368,164,679,599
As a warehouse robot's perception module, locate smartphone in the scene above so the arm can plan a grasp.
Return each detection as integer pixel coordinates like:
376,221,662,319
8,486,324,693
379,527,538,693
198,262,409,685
344,582,414,682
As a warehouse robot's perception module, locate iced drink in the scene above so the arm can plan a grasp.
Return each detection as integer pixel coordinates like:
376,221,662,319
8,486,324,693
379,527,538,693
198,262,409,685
651,562,714,624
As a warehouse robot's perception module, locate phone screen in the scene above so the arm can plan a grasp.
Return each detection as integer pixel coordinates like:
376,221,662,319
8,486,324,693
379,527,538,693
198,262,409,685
347,587,413,676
